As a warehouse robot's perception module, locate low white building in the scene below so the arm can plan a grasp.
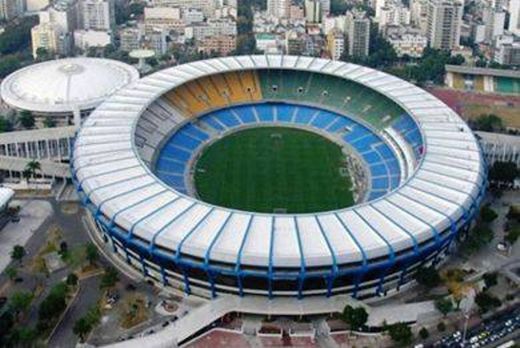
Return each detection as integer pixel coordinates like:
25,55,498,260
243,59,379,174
386,27,427,58
74,30,112,50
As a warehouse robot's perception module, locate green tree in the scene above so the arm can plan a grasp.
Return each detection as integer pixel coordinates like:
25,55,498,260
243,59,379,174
0,55,21,79
475,291,501,313
0,117,13,133
85,243,98,265
435,297,453,316
387,322,413,346
38,282,69,330
73,317,91,342
43,116,56,128
505,226,520,245
18,110,35,129
483,272,498,289
9,291,33,319
0,16,38,55
463,224,494,254
24,160,40,179
35,47,50,61
9,326,37,346
67,273,79,286
480,205,498,223
473,114,504,132
437,321,446,332
415,265,441,288
10,245,25,263
100,267,119,289
342,305,369,330
489,161,519,187
5,266,17,281
419,327,429,339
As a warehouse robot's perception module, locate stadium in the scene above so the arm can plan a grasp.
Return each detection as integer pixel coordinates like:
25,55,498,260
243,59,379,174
72,55,486,301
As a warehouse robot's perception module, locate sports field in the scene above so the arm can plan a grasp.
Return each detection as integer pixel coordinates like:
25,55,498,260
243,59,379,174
193,127,354,214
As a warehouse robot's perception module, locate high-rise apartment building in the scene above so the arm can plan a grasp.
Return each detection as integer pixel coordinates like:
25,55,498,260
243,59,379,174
327,28,345,60
81,0,115,31
509,0,520,36
267,0,290,18
346,10,370,57
426,0,463,50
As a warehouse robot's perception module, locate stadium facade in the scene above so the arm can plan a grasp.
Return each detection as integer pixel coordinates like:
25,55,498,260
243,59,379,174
72,55,486,301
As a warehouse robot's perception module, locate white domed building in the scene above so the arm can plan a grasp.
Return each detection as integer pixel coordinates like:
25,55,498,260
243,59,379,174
1,58,139,128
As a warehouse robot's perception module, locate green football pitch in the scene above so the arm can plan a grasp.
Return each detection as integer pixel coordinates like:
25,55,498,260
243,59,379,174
193,127,354,213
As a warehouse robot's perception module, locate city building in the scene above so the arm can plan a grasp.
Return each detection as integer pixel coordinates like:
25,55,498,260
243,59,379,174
267,0,290,18
327,28,344,60
346,10,370,57
444,65,520,94
426,0,464,50
31,22,70,58
185,18,237,40
483,6,505,42
120,27,143,52
0,58,139,128
411,0,429,34
152,0,215,17
199,35,236,55
73,29,112,50
184,8,204,24
493,34,520,66
144,7,183,31
378,2,411,30
26,0,49,12
304,0,321,24
509,0,520,36
81,0,115,31
284,30,305,54
386,27,428,58
0,0,24,21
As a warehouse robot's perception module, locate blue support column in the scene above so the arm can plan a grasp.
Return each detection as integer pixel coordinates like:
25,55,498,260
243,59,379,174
160,266,168,285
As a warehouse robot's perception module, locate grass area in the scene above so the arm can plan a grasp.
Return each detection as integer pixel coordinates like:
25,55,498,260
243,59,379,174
194,127,354,213
118,293,150,329
29,225,62,274
463,104,520,129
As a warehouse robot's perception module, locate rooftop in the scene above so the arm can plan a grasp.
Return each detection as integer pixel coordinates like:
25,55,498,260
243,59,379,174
0,58,139,113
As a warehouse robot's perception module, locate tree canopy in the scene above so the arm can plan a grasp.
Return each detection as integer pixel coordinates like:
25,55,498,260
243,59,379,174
415,265,441,288
342,305,368,330
475,291,501,313
489,161,519,186
387,322,413,346
472,114,504,132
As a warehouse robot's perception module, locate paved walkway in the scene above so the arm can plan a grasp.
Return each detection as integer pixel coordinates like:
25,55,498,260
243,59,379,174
0,199,52,274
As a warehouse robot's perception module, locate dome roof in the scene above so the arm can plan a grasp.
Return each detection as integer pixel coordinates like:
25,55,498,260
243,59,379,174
0,58,139,113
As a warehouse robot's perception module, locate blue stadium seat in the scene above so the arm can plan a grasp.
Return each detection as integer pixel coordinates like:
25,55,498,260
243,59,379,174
255,104,274,122
201,115,226,131
372,177,389,190
275,104,296,122
294,107,316,124
169,133,201,150
370,163,387,177
233,106,257,124
183,124,209,141
212,109,241,127
310,112,337,129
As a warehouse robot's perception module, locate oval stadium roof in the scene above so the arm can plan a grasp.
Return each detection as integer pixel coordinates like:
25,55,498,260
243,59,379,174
1,57,139,113
73,55,486,269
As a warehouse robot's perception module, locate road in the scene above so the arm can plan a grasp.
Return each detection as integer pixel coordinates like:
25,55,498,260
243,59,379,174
48,275,102,348
433,305,520,347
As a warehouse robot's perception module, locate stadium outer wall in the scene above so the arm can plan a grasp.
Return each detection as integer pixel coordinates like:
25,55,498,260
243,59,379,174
72,56,487,303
